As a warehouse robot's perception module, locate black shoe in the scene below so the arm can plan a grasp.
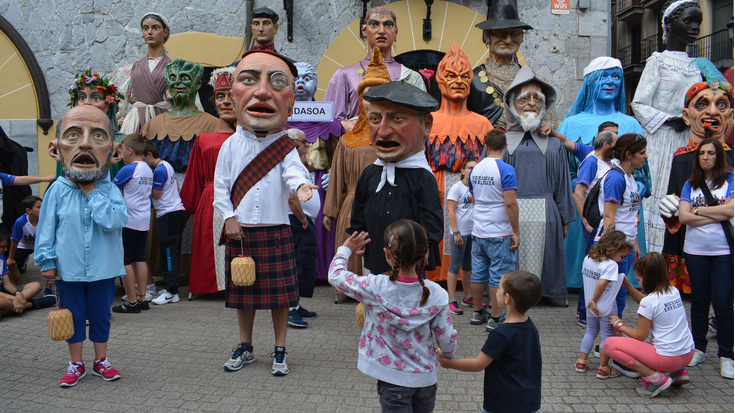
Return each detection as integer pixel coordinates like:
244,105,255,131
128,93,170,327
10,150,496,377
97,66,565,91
287,309,308,328
139,300,150,310
33,295,57,309
112,301,141,313
610,359,641,378
297,306,317,319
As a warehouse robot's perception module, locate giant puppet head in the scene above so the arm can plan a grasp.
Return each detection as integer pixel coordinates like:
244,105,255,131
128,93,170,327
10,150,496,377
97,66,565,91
682,59,733,143
68,70,124,134
294,62,318,102
251,7,279,48
475,0,532,64
504,66,557,134
209,66,236,124
232,50,298,136
361,6,398,57
165,59,204,112
565,57,625,118
49,105,122,183
436,43,472,107
363,81,439,162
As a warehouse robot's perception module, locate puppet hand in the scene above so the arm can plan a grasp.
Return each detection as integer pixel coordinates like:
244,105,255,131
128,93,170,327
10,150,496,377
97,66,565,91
323,216,334,232
636,181,647,198
321,173,330,191
658,194,680,218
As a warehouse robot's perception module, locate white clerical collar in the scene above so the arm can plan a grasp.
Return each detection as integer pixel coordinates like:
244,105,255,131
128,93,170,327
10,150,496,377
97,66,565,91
373,151,432,193
506,131,549,156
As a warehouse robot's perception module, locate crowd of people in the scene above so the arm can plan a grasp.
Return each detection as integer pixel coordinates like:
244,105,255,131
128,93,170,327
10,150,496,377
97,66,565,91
0,1,732,411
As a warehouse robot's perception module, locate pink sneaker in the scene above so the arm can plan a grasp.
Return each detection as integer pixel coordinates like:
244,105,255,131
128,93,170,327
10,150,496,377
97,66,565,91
596,365,619,379
670,369,690,386
461,297,487,308
59,362,85,387
449,301,463,315
575,359,588,373
93,357,121,381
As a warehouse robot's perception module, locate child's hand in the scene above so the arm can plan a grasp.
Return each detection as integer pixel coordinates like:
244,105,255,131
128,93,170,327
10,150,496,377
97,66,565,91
436,348,449,367
6,257,16,269
539,125,553,137
587,300,600,316
609,315,620,327
621,277,632,290
344,231,370,256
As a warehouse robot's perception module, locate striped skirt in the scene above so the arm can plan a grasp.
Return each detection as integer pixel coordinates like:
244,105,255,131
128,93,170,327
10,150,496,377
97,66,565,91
224,225,299,310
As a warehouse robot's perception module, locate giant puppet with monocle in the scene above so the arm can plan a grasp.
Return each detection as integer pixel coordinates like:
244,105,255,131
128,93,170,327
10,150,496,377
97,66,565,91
425,43,492,282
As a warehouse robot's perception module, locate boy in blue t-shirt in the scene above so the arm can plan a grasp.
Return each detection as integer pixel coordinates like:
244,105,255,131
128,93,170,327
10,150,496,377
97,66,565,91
111,134,153,313
8,196,49,291
0,227,55,314
0,172,54,225
437,270,543,413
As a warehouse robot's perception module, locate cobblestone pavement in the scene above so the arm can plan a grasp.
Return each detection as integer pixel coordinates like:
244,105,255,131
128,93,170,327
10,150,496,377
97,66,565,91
1,263,732,412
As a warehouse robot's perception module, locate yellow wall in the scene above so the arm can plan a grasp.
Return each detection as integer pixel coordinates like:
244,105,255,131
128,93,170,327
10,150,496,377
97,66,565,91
0,31,38,119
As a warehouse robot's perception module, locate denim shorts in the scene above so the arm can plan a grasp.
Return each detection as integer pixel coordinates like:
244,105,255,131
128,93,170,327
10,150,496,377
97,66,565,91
377,380,437,413
448,234,473,273
470,235,516,287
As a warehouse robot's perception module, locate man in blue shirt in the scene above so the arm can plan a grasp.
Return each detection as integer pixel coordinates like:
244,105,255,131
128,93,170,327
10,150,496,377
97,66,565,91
36,105,127,387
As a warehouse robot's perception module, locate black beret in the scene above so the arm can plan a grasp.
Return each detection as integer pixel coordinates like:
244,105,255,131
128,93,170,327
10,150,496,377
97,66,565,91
362,81,440,112
252,7,279,24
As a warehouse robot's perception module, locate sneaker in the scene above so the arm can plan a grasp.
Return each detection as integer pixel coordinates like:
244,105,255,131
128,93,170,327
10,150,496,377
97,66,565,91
709,317,717,335
577,317,587,327
288,309,308,328
296,306,317,319
44,287,54,297
152,290,180,305
670,369,690,386
122,292,154,302
59,362,86,387
486,312,506,332
270,347,289,376
688,349,706,367
146,287,158,300
461,296,487,308
636,374,672,397
575,359,588,373
593,345,600,358
138,300,150,310
92,358,121,381
223,343,255,372
470,309,490,325
721,357,734,379
596,366,619,379
449,301,463,315
610,359,641,378
33,295,57,309
112,301,141,313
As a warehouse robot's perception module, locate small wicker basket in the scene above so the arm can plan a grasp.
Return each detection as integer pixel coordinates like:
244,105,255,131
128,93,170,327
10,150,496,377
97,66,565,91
47,284,74,341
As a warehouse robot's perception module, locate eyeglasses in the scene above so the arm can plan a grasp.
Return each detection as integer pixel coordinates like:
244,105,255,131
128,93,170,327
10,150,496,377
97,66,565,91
269,71,290,91
464,166,474,170
623,134,645,156
297,139,310,146
0,243,7,250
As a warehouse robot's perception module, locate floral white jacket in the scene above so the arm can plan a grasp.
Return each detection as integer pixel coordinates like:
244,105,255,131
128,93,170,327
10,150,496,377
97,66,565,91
329,246,458,387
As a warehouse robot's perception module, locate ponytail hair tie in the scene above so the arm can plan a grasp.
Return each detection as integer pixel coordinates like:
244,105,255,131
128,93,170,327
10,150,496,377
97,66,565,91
387,235,396,250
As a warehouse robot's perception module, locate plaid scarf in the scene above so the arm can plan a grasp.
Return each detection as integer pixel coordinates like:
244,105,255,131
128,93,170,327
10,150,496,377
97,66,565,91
219,134,297,245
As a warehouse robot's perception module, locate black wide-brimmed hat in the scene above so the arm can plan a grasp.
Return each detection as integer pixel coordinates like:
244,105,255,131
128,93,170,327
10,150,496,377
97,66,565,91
363,81,440,112
475,0,533,31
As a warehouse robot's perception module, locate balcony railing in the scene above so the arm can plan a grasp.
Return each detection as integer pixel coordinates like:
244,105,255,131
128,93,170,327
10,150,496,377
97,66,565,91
618,0,642,13
690,29,734,62
617,33,660,67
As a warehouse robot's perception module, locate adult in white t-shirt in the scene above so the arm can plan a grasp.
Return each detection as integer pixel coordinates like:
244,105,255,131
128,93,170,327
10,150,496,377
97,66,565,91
446,160,478,314
593,134,646,318
677,139,733,377
605,253,695,398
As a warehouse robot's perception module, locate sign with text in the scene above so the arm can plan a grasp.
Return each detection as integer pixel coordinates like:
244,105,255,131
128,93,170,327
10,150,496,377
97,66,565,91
552,0,570,14
290,101,334,122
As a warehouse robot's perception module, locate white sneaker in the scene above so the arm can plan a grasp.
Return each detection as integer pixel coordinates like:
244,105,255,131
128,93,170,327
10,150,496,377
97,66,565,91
122,292,154,302
146,287,159,299
152,290,180,305
688,349,706,367
720,357,734,379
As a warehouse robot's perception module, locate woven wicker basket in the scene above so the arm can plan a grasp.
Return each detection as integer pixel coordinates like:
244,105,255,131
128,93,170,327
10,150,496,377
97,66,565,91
231,256,256,286
355,303,365,328
48,307,74,341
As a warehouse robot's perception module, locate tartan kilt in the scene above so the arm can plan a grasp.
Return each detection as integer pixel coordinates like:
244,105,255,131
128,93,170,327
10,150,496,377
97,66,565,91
225,224,299,310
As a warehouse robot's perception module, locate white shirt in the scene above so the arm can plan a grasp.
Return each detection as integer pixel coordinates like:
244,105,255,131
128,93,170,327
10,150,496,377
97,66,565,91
151,160,184,218
595,167,640,242
213,127,309,227
469,157,517,238
112,161,153,231
681,173,733,256
638,288,694,357
289,162,321,221
581,257,624,318
447,181,474,236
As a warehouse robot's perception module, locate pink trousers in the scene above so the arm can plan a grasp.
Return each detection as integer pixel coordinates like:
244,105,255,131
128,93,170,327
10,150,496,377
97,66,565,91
605,337,694,372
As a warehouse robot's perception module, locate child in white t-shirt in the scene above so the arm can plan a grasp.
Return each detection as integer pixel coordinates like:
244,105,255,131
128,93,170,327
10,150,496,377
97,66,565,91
111,134,153,313
575,230,632,379
605,252,695,398
446,160,478,315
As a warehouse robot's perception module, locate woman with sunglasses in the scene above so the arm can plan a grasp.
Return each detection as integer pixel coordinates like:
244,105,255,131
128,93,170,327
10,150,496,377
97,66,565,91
593,134,646,329
677,138,734,378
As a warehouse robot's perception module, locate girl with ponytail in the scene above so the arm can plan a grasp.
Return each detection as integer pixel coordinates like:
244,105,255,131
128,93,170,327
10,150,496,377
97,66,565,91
328,219,458,411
